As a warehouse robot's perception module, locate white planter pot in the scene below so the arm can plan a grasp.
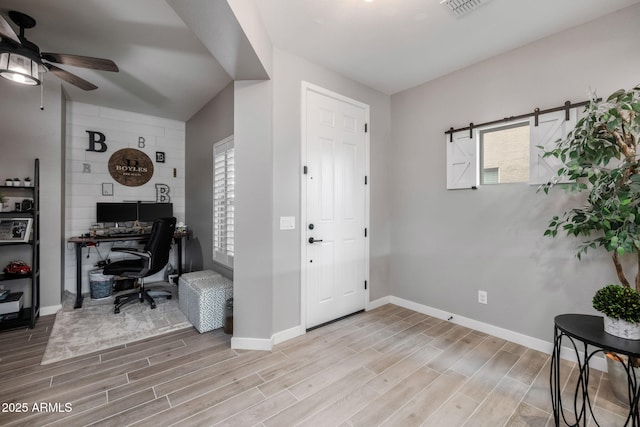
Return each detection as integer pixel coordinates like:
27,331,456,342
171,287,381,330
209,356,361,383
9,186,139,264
606,353,640,404
604,316,640,340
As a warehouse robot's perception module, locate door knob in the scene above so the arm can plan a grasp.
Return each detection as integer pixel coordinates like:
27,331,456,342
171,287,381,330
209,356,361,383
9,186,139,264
308,237,323,244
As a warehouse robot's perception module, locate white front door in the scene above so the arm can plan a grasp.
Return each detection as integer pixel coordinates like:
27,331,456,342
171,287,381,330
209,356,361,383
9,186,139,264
302,84,368,329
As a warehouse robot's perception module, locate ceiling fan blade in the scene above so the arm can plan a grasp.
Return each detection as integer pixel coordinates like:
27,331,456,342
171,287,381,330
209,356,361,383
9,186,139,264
45,63,98,91
0,13,20,44
41,52,118,72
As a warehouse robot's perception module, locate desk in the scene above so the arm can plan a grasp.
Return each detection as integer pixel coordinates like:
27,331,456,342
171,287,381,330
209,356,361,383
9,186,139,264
68,232,188,309
551,314,640,426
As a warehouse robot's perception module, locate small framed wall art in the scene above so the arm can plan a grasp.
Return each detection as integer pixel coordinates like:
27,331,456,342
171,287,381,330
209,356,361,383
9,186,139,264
0,218,33,243
102,183,114,196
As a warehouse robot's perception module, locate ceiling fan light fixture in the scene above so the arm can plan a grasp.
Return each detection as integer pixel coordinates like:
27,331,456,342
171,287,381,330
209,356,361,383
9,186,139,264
0,51,41,85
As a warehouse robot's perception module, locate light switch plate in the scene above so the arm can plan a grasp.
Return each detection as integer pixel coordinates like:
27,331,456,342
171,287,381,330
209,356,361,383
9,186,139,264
280,216,295,230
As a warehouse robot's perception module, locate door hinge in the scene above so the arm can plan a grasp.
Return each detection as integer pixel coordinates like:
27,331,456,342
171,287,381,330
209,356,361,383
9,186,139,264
365,176,368,185
364,123,368,133
364,228,368,237
364,280,368,290
303,165,308,175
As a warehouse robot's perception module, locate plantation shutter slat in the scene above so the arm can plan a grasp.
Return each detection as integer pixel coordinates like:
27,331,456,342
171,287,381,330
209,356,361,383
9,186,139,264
213,136,234,266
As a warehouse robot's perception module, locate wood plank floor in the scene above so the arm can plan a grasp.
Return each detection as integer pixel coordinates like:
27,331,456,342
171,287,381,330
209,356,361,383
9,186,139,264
0,304,631,426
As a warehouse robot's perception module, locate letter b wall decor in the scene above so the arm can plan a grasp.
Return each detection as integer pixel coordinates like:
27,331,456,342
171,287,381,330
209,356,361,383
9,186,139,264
86,130,108,152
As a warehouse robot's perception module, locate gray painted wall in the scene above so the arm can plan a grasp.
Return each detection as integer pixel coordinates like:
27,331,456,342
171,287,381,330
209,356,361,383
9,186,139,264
389,5,640,343
185,49,392,342
185,82,234,279
271,48,392,333
0,81,64,312
234,80,274,341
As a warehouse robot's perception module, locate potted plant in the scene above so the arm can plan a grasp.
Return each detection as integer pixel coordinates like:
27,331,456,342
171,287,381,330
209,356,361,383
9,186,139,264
0,192,5,212
23,177,31,187
593,284,640,339
540,84,640,401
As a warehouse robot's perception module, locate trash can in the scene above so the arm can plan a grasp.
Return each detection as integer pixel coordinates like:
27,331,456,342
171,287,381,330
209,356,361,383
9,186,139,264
89,269,114,299
224,298,233,334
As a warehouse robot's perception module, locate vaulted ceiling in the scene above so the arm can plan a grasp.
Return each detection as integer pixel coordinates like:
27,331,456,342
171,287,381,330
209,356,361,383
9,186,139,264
1,0,638,121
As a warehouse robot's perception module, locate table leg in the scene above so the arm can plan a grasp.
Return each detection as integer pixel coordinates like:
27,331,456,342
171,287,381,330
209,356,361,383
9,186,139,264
550,326,562,426
576,348,591,427
622,357,640,427
176,237,183,276
74,242,83,309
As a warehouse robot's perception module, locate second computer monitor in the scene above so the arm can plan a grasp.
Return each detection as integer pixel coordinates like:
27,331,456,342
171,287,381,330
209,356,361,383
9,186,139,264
96,202,138,224
137,202,173,222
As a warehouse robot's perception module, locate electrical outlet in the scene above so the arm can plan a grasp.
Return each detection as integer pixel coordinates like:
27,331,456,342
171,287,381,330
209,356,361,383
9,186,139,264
478,290,487,304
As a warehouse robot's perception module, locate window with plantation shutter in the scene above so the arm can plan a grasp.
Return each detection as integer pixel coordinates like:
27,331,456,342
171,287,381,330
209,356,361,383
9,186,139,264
213,136,234,267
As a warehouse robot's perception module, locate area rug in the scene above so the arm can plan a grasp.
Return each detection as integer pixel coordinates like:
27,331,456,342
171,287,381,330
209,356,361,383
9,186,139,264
41,286,193,365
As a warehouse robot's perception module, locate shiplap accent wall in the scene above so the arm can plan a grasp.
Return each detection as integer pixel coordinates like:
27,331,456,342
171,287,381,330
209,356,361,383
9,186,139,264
65,102,186,294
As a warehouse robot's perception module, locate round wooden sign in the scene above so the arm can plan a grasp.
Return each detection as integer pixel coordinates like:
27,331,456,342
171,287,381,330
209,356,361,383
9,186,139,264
108,148,154,187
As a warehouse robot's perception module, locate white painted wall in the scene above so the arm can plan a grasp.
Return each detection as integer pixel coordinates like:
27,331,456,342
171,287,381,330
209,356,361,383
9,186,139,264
64,102,185,295
389,5,640,343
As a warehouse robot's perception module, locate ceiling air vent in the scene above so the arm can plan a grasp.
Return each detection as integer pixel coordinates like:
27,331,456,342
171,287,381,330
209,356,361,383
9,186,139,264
440,0,490,17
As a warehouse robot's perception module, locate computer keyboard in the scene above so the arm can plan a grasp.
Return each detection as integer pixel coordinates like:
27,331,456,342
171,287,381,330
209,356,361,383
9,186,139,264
88,229,150,238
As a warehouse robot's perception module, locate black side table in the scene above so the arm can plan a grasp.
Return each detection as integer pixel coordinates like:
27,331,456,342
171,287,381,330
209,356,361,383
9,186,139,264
551,314,640,426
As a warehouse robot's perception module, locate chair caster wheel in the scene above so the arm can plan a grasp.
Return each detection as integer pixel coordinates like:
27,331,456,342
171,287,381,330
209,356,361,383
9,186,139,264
167,295,172,300
151,303,156,309
114,308,120,314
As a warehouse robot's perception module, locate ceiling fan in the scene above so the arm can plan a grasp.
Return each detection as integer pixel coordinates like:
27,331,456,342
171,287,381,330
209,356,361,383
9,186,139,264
0,10,118,90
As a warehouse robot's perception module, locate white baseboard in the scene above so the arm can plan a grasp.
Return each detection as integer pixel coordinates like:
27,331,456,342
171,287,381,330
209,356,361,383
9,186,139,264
367,296,391,310
273,325,304,346
390,296,607,372
231,336,273,351
40,304,62,316
231,324,305,351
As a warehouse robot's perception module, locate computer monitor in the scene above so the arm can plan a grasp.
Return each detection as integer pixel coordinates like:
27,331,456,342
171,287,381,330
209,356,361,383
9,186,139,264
137,202,173,222
96,202,138,224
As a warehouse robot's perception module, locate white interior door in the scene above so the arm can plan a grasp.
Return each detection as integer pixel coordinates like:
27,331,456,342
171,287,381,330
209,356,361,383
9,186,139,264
303,85,368,329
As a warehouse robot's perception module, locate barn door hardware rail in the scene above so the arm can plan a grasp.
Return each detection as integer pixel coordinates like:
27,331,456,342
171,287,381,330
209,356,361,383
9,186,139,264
445,98,596,142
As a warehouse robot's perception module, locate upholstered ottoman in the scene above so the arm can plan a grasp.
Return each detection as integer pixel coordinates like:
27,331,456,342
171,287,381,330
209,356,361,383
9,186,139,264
178,270,220,321
178,270,233,333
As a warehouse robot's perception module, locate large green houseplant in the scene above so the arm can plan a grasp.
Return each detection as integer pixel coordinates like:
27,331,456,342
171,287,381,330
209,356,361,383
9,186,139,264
540,84,640,300
540,85,640,400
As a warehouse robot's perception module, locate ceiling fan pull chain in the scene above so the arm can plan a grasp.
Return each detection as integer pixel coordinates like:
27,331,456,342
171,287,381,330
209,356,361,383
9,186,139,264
40,74,44,110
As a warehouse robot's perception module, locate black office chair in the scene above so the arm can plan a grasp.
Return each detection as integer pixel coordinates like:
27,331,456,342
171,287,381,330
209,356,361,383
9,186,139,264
103,217,176,313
